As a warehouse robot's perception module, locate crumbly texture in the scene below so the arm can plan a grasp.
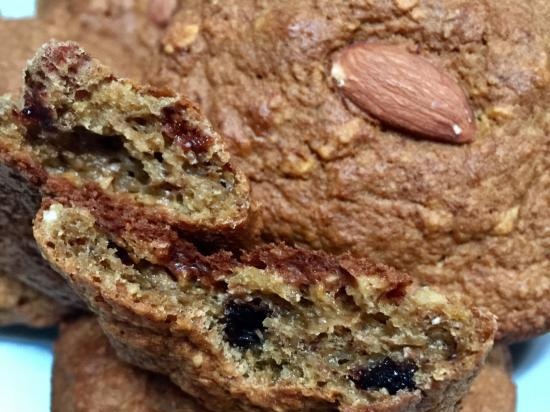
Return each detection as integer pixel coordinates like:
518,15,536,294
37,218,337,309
459,345,516,412
51,318,513,412
48,0,550,342
22,41,249,234
0,16,150,310
35,202,495,412
0,41,249,304
52,317,204,412
0,272,68,327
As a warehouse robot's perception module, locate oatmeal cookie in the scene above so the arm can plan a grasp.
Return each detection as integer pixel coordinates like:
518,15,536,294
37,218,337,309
22,41,249,235
39,0,549,343
35,201,495,412
52,318,513,412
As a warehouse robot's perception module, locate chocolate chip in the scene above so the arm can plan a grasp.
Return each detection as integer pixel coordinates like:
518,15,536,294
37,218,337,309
223,298,270,349
161,105,212,154
349,357,418,395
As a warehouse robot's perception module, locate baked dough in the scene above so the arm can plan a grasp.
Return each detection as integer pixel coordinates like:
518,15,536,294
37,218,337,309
35,201,495,412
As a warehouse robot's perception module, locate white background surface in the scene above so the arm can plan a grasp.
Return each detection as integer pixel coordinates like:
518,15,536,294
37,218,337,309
0,1,548,411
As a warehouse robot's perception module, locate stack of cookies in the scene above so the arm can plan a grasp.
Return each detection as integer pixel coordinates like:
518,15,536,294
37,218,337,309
2,0,549,410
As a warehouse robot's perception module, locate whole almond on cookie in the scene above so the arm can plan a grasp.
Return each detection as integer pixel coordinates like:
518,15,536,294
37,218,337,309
331,43,476,143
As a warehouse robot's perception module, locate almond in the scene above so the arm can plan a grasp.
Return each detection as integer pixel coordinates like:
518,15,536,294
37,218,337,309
331,43,476,143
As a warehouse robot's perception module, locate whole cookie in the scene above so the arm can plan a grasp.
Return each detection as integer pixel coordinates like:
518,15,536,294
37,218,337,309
51,317,514,412
65,0,547,343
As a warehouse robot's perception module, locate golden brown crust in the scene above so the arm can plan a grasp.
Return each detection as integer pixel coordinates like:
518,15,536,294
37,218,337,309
35,202,495,412
52,317,204,412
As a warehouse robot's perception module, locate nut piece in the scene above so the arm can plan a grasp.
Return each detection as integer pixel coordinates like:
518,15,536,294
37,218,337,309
332,43,476,143
162,22,199,54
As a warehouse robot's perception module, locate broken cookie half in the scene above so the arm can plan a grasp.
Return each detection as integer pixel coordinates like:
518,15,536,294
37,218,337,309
10,40,249,234
35,202,496,412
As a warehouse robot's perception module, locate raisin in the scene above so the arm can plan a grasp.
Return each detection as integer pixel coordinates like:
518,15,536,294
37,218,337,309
349,357,418,395
223,298,270,349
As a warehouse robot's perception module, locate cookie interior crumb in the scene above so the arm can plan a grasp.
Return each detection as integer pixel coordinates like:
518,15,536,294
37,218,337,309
35,202,495,411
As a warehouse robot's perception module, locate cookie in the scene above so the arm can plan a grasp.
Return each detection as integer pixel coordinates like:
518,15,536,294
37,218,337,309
0,272,68,327
39,0,550,344
39,0,550,343
52,316,204,412
35,201,495,412
459,345,516,412
0,40,249,303
52,317,514,412
22,41,249,233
